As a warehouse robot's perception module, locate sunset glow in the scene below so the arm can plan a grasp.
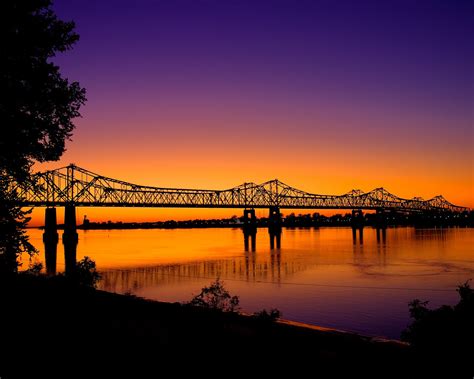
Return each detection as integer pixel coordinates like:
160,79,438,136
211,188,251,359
30,0,473,225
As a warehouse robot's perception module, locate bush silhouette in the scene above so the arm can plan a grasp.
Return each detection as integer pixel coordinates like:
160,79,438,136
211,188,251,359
254,308,281,322
75,256,101,288
189,278,240,312
402,281,473,375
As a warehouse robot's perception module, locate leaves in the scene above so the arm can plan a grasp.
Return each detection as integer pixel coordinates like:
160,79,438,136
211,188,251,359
75,256,101,288
401,281,474,367
189,278,240,312
0,0,86,273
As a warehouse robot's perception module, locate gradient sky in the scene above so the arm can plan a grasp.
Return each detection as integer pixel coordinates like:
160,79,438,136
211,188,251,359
31,0,473,225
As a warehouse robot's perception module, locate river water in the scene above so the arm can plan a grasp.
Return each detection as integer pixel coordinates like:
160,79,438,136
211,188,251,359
26,226,474,339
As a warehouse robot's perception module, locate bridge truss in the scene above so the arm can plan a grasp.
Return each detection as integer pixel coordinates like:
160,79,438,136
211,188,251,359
8,164,468,212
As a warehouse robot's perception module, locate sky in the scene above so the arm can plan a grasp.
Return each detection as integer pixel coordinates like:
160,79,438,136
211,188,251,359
31,0,473,225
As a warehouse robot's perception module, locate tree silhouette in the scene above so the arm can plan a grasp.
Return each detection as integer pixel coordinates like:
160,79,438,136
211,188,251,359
189,278,240,312
402,281,474,376
0,0,86,273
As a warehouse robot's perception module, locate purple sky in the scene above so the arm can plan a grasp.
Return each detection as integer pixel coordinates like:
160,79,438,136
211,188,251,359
36,0,474,220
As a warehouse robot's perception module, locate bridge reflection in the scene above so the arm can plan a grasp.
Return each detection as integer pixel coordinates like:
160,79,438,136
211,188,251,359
41,225,460,288
42,225,389,276
98,248,312,294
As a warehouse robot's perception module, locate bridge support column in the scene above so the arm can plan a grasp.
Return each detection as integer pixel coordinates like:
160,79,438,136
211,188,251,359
62,205,78,276
268,206,282,249
243,209,257,236
243,209,257,252
43,208,58,275
375,209,387,229
375,209,387,243
351,209,364,243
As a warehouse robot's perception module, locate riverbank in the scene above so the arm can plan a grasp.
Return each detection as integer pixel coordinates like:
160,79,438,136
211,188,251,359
30,209,474,230
1,273,414,377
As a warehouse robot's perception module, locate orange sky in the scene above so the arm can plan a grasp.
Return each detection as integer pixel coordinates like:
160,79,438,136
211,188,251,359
26,0,474,226
28,117,474,227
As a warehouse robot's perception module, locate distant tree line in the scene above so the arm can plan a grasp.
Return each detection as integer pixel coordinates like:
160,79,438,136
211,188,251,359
74,210,474,230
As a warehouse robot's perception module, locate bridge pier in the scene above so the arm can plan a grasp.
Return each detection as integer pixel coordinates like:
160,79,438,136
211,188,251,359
62,204,78,276
375,209,387,243
268,206,282,249
243,209,257,252
351,209,364,243
243,209,257,236
375,208,387,229
43,208,58,275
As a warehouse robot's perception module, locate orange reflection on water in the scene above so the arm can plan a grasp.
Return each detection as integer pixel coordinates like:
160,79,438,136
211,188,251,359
25,226,474,338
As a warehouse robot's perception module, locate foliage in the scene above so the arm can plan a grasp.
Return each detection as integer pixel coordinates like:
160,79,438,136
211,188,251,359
0,181,36,274
75,256,101,288
189,278,240,312
253,308,281,322
24,261,43,276
0,0,86,273
401,280,474,373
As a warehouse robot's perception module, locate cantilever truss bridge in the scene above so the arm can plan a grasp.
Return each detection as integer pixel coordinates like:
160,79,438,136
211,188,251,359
9,164,468,213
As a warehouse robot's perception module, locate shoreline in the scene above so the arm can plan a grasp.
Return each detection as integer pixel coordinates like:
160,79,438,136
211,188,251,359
1,273,412,370
2,259,471,376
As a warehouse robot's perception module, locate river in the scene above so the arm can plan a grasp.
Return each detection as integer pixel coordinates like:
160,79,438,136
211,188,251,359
25,226,474,339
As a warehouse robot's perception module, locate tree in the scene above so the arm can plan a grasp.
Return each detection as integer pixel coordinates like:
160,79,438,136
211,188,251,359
189,278,240,312
75,256,101,288
0,0,86,273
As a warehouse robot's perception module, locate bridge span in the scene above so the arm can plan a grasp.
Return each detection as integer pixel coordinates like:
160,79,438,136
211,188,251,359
13,164,467,212
7,164,467,275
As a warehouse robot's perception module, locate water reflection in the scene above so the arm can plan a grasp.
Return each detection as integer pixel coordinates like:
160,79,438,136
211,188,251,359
243,232,256,252
25,226,474,338
99,248,311,294
269,231,281,249
376,228,387,243
43,236,57,276
413,227,450,241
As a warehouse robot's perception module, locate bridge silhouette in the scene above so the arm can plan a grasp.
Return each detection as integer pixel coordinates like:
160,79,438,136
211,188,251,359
9,164,467,275
14,164,467,212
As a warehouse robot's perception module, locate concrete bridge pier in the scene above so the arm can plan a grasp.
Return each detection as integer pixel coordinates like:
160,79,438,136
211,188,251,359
268,206,282,249
243,209,257,252
62,204,78,276
243,209,257,236
375,209,387,243
351,209,364,243
43,207,58,275
375,208,388,229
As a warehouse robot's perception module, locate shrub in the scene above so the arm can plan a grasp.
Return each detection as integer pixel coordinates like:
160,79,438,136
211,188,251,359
75,256,101,288
253,308,281,322
189,278,240,312
25,262,43,276
401,280,473,375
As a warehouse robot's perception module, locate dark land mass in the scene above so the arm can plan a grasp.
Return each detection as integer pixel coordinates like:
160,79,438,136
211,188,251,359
0,274,418,378
2,274,471,378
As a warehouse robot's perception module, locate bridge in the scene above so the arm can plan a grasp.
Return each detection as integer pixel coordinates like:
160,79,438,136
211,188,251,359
7,164,467,275
12,164,467,212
